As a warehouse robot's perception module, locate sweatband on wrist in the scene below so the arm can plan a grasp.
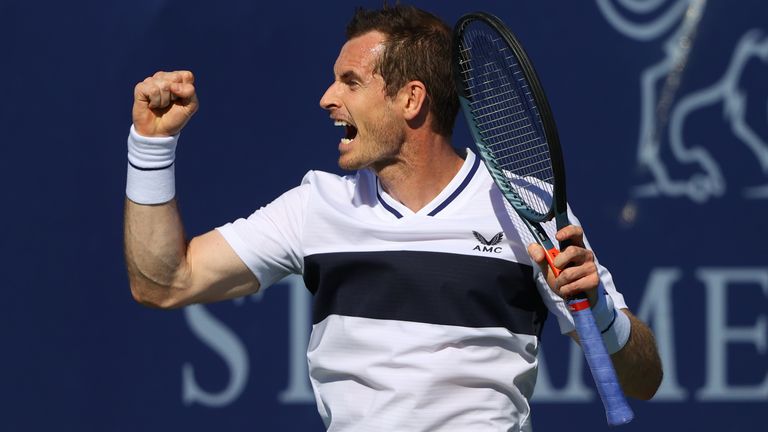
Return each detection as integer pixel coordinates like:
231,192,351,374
590,288,631,354
125,125,179,204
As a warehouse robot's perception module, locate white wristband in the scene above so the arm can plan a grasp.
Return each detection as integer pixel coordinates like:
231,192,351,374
125,125,179,204
590,288,631,354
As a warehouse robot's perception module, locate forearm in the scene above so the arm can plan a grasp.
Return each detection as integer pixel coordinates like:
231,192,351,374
610,310,663,400
533,225,663,399
122,71,259,306
124,198,190,308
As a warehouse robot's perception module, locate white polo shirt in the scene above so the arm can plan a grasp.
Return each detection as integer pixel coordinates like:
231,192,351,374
217,148,626,431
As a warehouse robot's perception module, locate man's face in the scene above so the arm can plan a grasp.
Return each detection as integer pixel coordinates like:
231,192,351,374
320,31,405,171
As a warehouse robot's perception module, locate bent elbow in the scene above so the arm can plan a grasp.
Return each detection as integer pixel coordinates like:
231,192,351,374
628,366,664,401
129,278,186,310
642,368,664,401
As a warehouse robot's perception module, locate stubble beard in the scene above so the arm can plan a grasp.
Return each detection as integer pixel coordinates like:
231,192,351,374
337,112,404,172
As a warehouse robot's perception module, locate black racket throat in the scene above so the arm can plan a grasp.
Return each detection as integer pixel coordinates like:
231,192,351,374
453,12,569,226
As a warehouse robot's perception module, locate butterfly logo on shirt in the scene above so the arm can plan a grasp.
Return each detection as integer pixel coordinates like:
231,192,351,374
472,231,504,253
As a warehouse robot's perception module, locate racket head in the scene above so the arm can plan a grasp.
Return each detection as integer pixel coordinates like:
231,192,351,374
453,12,567,224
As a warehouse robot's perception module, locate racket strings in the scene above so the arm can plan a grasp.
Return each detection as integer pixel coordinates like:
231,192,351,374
458,27,554,216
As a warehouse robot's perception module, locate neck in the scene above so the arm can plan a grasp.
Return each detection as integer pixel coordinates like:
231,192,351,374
374,134,464,213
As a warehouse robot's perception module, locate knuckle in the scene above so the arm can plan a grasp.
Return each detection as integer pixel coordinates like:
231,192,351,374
167,71,182,82
565,247,581,262
145,81,162,94
154,78,169,89
584,249,595,262
559,268,573,284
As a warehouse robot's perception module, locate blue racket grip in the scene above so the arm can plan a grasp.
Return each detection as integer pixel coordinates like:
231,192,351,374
568,296,635,426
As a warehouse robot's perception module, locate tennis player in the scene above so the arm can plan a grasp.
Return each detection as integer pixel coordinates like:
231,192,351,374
124,5,662,431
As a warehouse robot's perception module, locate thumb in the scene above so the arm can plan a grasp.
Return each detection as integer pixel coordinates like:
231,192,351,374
528,243,557,289
527,243,546,266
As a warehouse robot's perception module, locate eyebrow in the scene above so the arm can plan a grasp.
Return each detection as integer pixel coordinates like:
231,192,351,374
339,70,363,83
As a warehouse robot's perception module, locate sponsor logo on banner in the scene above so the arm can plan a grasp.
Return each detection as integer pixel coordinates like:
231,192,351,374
597,0,768,202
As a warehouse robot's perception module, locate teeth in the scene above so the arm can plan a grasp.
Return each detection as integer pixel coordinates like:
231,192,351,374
335,120,355,144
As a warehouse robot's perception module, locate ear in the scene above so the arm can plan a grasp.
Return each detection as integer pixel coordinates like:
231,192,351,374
398,80,427,121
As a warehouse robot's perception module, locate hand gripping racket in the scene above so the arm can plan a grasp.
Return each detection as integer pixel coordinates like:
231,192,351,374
452,12,634,426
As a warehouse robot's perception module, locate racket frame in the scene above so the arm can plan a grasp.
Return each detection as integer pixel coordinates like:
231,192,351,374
452,11,635,426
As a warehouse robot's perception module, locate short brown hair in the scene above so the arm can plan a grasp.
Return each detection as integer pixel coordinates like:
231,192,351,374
346,4,459,137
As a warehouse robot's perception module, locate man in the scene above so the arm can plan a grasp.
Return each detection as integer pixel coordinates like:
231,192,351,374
124,5,662,431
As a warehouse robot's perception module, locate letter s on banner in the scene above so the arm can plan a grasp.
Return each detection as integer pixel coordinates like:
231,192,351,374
181,304,249,407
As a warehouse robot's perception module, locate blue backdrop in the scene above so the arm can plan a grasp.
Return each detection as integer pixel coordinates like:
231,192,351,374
2,0,766,430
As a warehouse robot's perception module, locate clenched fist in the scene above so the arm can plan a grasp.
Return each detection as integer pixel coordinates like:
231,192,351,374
133,70,199,137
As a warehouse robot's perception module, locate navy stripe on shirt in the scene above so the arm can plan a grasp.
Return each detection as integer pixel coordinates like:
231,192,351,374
303,250,548,336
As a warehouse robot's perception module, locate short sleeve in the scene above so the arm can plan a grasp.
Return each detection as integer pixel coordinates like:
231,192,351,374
216,180,311,289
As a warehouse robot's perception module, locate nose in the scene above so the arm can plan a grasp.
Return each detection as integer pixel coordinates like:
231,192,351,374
319,81,339,111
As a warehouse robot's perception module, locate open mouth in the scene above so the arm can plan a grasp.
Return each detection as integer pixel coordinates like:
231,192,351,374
335,120,358,144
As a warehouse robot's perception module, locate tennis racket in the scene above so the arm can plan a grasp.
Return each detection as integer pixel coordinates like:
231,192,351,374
452,12,634,426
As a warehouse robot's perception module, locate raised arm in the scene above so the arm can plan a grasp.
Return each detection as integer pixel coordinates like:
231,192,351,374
528,225,663,400
124,71,259,309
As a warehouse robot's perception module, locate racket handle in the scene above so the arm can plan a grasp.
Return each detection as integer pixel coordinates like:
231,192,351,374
568,296,635,426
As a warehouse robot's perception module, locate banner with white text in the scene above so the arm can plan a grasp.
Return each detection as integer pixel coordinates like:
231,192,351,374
1,0,765,430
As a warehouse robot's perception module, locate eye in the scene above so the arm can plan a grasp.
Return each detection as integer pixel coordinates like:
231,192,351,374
338,71,363,90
